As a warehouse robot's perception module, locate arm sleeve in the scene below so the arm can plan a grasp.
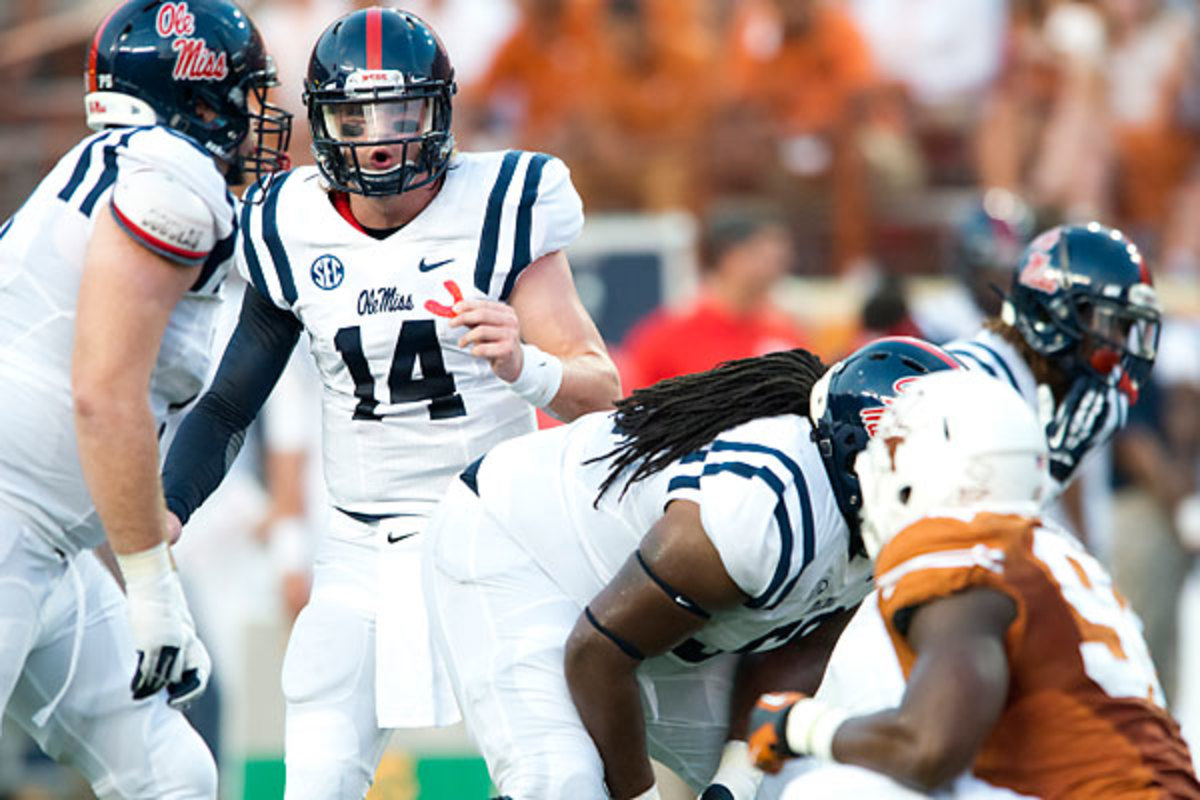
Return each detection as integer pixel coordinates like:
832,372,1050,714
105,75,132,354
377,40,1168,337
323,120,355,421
162,286,303,524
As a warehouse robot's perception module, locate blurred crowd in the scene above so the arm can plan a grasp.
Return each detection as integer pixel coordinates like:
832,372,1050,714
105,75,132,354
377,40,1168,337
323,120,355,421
2,0,1200,798
3,0,1200,276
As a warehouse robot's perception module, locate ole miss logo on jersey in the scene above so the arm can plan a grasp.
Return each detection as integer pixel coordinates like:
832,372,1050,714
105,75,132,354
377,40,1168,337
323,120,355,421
156,2,228,82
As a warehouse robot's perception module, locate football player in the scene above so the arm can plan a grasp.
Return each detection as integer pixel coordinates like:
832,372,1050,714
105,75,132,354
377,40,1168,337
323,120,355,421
799,222,1165,771
0,0,290,796
749,370,1200,798
423,337,960,799
159,7,620,799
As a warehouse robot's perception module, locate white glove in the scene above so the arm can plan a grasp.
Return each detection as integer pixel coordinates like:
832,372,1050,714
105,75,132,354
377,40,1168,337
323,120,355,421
698,741,763,799
117,542,211,708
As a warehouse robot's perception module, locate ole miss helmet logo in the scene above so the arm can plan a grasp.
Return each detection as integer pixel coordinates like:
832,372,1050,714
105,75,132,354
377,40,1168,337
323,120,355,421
156,2,228,81
859,376,920,438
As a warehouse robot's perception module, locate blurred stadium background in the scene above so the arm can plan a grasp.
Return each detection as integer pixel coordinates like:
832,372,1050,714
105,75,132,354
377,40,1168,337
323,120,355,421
3,0,1200,797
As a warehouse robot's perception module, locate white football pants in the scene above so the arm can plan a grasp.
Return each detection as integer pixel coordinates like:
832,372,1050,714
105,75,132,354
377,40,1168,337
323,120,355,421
0,512,216,799
425,480,736,799
281,509,458,800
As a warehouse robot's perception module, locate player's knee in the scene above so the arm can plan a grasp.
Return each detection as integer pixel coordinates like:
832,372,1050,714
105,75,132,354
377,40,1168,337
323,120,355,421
145,715,217,800
281,600,370,706
496,749,606,800
284,759,373,800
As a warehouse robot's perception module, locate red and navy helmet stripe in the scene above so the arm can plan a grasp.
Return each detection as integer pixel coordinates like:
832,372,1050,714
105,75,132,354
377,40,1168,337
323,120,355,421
365,7,383,70
874,336,962,370
87,2,123,92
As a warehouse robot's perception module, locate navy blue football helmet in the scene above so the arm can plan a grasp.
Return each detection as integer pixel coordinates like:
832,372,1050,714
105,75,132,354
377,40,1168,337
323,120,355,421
84,0,292,184
304,7,456,196
1002,222,1162,399
951,189,1035,317
809,336,962,554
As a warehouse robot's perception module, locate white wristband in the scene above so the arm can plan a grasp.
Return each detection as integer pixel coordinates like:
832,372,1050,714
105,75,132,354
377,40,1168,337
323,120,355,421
785,697,848,762
506,343,563,409
709,739,764,797
631,783,661,800
114,541,173,587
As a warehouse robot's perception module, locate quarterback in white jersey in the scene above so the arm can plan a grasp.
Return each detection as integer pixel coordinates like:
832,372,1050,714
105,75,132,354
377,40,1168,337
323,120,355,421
0,0,290,796
784,224,1164,798
424,339,962,799
160,8,620,799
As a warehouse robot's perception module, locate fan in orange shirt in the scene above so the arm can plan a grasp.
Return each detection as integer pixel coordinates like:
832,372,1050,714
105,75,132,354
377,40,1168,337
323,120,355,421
749,370,1200,799
619,207,807,391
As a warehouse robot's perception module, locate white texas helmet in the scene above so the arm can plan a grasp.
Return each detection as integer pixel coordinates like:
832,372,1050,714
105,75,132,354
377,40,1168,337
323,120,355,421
855,370,1049,558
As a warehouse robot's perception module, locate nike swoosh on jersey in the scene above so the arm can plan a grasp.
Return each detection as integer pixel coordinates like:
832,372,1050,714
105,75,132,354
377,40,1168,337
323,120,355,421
418,257,454,272
386,531,419,544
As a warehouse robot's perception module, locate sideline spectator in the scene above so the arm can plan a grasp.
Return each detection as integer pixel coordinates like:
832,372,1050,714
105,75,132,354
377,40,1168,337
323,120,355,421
619,206,807,389
721,0,884,271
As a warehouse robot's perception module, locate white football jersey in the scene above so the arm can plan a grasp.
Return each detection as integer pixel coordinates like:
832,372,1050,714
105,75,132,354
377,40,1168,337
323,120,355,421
237,151,583,516
944,328,1037,405
0,126,237,553
471,412,874,664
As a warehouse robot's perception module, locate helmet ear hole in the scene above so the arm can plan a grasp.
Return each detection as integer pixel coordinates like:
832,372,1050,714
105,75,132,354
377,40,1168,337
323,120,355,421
898,486,912,504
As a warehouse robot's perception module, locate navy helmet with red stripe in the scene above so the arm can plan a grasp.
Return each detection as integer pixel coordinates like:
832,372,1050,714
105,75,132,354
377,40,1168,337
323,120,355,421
809,336,963,555
304,7,455,196
85,0,291,184
1002,222,1162,400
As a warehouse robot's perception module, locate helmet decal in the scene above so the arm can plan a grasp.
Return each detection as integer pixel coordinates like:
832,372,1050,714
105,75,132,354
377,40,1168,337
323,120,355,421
84,0,292,183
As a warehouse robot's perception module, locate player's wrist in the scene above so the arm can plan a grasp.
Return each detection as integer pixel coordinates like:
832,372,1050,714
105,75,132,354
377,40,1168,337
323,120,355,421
505,343,563,408
784,697,847,761
114,541,174,590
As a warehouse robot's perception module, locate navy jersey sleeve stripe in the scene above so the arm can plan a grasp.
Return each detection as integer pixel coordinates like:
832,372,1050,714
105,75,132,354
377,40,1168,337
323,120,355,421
474,150,521,294
260,171,297,305
57,135,102,203
239,182,271,300
946,345,997,379
78,129,139,217
0,217,12,241
969,341,1020,391
191,224,236,292
500,153,551,302
711,441,815,607
667,475,701,492
190,192,238,293
693,461,795,608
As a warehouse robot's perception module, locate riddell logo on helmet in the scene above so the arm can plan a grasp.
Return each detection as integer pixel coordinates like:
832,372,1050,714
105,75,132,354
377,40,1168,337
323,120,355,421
859,376,920,437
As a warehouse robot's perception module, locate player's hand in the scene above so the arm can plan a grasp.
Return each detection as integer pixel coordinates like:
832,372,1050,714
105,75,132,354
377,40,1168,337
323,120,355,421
748,691,806,773
119,543,211,708
451,299,523,382
1040,376,1122,485
698,741,762,799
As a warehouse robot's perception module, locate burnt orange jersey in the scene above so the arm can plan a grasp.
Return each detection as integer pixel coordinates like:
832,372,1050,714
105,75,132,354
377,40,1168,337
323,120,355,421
875,513,1200,799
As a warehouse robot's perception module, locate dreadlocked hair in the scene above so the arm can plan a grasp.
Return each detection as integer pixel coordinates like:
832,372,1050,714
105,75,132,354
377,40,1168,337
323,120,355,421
590,348,827,504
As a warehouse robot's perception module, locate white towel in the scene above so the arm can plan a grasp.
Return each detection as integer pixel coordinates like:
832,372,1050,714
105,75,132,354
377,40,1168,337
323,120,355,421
375,517,461,728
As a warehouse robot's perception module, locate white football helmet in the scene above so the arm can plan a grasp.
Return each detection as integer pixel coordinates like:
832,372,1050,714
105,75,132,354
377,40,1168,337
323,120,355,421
855,370,1049,558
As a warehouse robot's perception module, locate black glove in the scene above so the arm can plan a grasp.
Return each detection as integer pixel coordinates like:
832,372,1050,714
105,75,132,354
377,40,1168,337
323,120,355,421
1043,376,1121,486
